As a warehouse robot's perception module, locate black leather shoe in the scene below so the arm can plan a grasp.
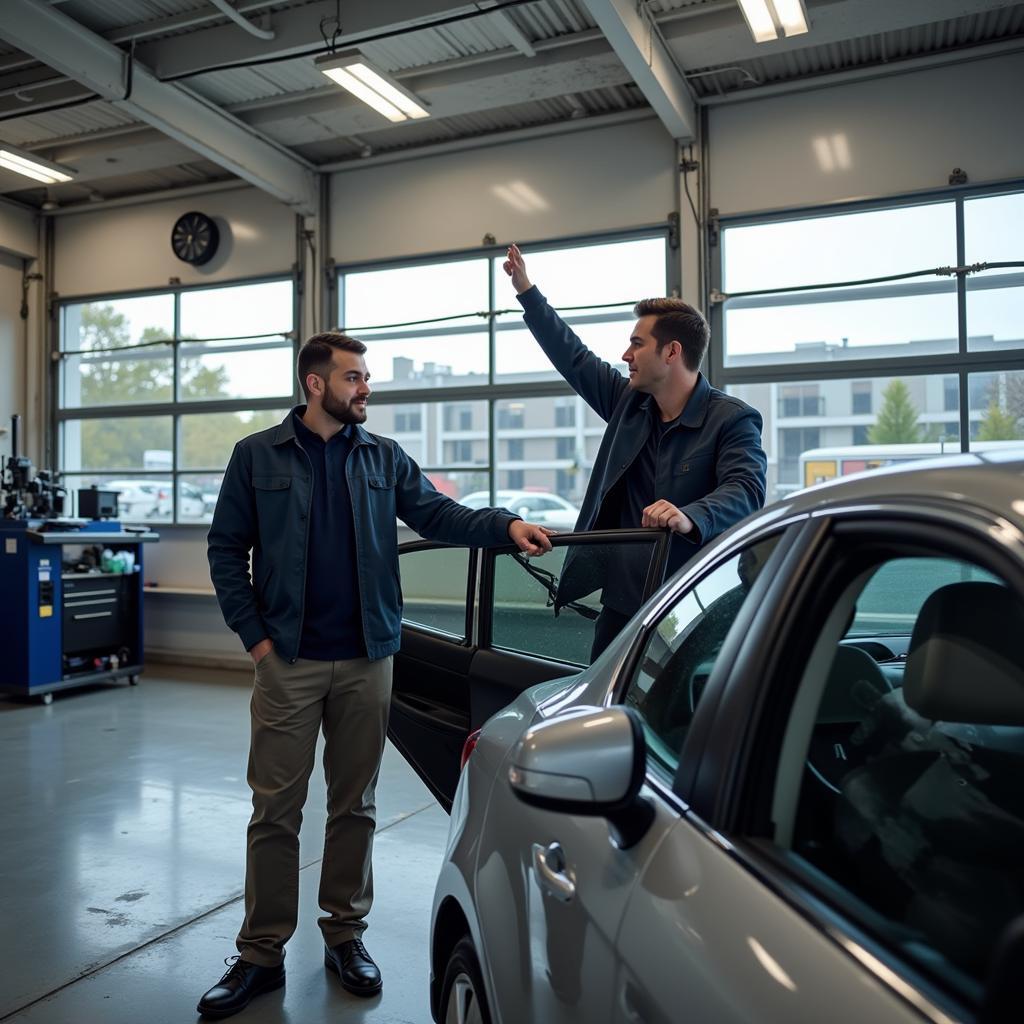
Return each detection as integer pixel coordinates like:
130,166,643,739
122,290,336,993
196,956,285,1019
324,937,382,996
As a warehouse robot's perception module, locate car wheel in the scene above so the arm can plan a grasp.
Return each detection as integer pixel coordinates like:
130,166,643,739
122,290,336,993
441,936,492,1024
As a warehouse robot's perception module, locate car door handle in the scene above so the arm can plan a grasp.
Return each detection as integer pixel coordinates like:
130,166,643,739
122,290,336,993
532,842,575,903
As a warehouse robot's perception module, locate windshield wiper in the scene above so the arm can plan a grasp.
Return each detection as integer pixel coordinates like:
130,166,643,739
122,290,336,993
510,552,599,621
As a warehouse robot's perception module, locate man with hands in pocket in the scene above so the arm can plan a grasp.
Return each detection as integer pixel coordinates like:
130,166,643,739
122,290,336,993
503,243,766,657
202,331,552,1019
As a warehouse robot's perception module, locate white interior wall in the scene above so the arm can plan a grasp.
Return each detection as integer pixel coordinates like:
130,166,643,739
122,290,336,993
53,185,296,295
709,52,1024,215
329,118,676,265
0,200,38,259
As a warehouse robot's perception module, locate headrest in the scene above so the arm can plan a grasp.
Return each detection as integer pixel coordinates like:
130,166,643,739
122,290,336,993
904,581,1024,724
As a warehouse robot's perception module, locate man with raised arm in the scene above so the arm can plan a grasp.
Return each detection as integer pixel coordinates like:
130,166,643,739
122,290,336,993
504,243,767,657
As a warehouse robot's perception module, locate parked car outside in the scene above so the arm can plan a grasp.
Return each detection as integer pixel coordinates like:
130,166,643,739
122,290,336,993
106,479,205,520
389,451,1024,1024
460,489,580,531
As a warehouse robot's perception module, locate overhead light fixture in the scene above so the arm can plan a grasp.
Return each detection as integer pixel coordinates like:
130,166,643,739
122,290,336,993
316,51,429,123
0,144,75,185
737,0,808,43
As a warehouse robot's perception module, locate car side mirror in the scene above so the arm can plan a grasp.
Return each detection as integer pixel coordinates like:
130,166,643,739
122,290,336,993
508,706,655,849
982,914,1024,1023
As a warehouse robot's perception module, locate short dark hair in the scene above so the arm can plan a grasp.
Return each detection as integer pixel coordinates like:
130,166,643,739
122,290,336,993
297,331,367,398
633,298,709,371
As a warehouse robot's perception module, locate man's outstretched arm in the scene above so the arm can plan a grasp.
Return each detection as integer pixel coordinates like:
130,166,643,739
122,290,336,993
505,243,628,422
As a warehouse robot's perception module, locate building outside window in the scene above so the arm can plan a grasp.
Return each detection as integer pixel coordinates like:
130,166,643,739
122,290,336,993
394,409,422,432
554,400,575,427
57,278,295,524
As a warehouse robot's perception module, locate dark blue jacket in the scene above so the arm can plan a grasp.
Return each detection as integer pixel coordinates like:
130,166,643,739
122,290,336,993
518,287,767,602
208,409,519,662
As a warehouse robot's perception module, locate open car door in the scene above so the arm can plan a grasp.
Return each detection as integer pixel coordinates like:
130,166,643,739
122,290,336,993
389,528,671,811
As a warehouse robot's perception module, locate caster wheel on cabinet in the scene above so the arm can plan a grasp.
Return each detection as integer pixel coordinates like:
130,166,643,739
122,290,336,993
41,693,53,705
129,675,139,686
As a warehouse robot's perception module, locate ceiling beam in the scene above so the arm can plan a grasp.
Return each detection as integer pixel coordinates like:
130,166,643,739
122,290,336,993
0,0,318,213
132,0,487,81
579,0,696,141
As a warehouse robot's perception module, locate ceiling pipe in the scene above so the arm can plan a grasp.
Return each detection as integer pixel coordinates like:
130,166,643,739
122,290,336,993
207,0,275,41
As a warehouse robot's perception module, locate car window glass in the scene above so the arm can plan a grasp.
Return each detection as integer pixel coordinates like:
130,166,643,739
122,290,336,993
778,553,1024,999
400,547,470,640
490,537,664,667
848,557,998,636
623,535,781,776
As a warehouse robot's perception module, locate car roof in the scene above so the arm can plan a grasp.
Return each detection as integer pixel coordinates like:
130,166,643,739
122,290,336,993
777,450,1024,529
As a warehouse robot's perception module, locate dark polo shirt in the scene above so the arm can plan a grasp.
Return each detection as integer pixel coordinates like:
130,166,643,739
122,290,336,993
293,413,365,661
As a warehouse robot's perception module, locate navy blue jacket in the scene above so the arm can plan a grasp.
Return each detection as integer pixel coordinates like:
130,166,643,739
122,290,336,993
518,286,767,602
208,408,519,662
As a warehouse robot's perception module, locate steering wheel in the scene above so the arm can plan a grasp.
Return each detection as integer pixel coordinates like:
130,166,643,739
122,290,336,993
807,643,893,793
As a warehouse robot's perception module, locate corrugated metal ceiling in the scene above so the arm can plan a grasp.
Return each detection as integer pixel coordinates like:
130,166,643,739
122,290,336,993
1,0,1023,207
0,102,139,147
683,4,1024,97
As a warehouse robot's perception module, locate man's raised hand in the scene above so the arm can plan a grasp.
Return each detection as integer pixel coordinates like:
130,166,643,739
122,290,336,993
503,243,533,295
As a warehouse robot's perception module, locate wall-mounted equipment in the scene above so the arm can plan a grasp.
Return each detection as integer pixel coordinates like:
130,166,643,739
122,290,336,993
171,211,219,265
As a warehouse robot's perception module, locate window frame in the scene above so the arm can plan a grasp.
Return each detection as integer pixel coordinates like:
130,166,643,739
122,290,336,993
708,181,1024,467
479,528,672,669
52,271,298,526
335,227,675,505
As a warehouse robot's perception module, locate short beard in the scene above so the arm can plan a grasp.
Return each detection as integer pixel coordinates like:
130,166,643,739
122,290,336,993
322,390,367,425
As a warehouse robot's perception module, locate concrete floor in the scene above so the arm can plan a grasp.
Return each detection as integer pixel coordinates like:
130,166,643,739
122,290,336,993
0,666,446,1024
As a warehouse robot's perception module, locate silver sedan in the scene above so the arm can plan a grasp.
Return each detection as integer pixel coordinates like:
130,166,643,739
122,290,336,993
390,451,1024,1024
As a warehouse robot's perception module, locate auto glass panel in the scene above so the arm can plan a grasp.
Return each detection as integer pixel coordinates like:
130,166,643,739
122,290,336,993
849,557,998,636
490,537,662,667
784,552,1024,998
623,535,781,776
400,547,470,640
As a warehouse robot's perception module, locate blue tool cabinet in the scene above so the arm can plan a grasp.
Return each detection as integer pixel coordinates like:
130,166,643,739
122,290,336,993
0,520,159,704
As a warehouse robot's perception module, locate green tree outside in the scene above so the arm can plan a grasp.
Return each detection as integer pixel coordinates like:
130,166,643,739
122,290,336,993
74,303,281,472
977,399,1022,441
868,379,923,444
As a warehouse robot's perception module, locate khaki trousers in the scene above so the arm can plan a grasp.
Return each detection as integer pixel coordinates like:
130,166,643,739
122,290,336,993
236,650,393,966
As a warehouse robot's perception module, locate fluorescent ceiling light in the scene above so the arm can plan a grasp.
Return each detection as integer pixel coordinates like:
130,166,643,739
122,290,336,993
0,145,75,185
737,0,778,43
771,0,809,37
737,0,809,43
317,51,429,123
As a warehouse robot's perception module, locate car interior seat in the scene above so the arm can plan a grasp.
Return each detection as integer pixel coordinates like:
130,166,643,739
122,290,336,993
834,580,1024,977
